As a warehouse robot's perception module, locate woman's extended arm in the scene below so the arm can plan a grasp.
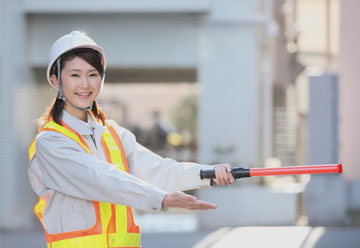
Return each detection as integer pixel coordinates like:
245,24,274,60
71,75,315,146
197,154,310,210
108,120,235,193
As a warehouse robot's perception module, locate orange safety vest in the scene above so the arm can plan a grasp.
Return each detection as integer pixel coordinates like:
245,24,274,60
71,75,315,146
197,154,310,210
28,120,141,248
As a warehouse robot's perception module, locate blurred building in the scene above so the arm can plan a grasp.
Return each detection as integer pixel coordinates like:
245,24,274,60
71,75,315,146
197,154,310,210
1,0,359,230
338,0,360,223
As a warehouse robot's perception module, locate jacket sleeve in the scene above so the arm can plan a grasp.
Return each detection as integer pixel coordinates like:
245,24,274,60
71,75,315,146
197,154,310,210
32,130,167,212
107,120,213,193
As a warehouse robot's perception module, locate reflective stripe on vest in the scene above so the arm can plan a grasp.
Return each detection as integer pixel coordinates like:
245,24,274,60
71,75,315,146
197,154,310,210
29,120,140,248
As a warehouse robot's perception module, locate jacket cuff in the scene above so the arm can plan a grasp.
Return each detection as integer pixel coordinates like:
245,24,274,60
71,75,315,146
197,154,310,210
148,189,168,212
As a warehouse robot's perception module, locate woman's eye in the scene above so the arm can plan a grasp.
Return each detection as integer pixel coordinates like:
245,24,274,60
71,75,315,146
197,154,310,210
90,73,99,77
71,74,80,77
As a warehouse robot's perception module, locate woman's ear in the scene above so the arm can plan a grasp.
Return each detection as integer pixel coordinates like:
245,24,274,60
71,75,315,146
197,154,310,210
50,75,59,90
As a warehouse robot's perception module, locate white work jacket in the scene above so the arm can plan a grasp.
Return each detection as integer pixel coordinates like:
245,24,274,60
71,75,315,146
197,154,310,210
28,110,212,234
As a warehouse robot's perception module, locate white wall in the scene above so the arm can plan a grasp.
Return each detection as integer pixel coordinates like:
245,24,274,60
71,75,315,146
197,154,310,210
197,0,261,166
23,0,211,14
339,0,360,181
197,24,259,166
339,0,360,211
27,14,201,68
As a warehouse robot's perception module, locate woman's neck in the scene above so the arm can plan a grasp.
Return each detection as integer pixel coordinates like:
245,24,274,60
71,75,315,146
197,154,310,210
64,103,88,122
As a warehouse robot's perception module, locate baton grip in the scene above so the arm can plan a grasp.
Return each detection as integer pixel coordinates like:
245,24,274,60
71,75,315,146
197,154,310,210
199,169,216,180
200,167,250,180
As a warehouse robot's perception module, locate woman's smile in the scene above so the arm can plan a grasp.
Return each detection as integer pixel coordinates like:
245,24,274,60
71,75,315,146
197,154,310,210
75,92,92,98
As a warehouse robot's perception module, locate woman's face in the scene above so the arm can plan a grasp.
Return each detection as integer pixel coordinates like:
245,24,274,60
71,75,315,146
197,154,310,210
53,56,102,115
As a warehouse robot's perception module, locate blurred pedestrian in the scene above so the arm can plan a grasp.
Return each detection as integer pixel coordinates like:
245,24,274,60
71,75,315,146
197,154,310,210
28,31,235,248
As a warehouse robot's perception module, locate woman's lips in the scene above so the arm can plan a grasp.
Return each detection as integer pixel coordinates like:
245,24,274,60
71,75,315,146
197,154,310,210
75,92,92,98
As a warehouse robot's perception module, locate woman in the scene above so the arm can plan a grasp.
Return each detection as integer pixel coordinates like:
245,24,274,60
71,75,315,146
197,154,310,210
28,31,235,248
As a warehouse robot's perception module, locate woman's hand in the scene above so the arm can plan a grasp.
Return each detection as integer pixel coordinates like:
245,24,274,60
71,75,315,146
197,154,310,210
212,164,236,185
162,191,217,210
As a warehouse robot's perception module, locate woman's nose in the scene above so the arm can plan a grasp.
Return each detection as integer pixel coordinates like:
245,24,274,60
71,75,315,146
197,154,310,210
79,76,90,87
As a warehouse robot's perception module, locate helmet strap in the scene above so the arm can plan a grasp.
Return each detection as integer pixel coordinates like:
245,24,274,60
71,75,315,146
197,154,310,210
56,59,65,101
56,58,93,112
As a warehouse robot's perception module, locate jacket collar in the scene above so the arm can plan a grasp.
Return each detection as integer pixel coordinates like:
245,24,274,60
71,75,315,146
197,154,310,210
60,110,104,136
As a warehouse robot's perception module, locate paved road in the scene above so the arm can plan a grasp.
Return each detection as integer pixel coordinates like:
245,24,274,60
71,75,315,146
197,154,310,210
1,226,360,248
194,226,360,248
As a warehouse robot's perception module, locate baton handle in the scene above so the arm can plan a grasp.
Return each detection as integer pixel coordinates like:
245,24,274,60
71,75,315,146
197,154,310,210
200,167,250,180
200,164,342,180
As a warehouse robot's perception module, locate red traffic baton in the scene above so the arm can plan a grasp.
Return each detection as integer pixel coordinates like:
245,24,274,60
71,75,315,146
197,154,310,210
200,163,342,180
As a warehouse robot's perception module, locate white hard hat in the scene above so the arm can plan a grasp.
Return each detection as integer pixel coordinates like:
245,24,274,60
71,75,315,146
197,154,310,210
46,31,106,89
